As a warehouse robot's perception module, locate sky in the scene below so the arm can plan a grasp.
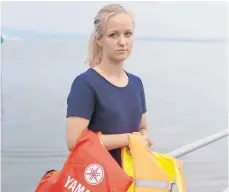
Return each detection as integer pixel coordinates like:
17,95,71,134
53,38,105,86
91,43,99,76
1,1,228,39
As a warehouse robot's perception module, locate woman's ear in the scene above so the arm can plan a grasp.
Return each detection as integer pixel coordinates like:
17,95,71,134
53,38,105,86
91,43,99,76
96,35,103,47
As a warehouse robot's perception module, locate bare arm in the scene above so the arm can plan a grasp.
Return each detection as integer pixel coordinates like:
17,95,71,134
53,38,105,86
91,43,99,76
140,113,148,136
139,113,153,147
66,117,129,151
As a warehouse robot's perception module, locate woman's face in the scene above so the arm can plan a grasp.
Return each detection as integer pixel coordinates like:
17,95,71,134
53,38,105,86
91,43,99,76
98,13,134,63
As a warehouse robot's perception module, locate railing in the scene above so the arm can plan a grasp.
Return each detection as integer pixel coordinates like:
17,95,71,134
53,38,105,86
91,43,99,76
166,129,228,192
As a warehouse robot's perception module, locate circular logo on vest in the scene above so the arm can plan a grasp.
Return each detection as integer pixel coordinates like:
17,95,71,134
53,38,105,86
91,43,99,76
84,164,104,185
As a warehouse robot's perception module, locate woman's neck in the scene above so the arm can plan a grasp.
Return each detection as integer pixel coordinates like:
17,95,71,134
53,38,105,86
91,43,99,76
95,57,125,78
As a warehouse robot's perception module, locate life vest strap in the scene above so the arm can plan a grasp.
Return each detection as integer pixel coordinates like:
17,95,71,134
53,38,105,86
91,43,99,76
135,179,173,190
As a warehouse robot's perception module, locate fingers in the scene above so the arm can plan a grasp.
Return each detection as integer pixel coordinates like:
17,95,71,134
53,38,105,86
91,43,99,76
145,137,153,148
148,138,153,147
141,135,152,148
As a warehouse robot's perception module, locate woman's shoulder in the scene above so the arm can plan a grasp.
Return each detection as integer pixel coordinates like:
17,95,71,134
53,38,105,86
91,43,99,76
126,71,144,86
69,68,98,92
71,68,96,84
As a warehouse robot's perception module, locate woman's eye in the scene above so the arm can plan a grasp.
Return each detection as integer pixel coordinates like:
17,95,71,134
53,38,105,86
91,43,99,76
109,33,117,38
125,32,132,37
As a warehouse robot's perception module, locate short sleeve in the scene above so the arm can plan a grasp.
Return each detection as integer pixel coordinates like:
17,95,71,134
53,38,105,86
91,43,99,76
66,76,95,120
139,78,147,114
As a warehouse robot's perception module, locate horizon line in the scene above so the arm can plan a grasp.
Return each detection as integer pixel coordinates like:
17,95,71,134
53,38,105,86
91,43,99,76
1,27,228,43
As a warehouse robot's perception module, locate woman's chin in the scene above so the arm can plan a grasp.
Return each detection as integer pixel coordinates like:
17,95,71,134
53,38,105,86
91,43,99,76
114,54,130,62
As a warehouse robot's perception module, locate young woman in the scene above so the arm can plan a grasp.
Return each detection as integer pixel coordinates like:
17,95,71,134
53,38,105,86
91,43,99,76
66,4,152,167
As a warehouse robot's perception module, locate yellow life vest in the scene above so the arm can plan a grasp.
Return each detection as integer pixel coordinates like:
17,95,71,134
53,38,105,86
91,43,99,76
121,132,186,192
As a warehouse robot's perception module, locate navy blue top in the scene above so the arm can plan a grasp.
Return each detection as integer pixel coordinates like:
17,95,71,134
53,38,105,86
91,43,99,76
66,68,147,167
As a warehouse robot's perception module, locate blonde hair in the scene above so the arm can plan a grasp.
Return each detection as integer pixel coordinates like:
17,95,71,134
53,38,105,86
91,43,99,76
86,4,134,67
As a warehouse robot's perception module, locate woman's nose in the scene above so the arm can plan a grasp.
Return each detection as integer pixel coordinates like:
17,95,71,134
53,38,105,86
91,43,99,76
118,36,127,46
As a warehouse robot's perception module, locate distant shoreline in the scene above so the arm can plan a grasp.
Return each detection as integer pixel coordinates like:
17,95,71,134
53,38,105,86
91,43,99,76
2,28,228,43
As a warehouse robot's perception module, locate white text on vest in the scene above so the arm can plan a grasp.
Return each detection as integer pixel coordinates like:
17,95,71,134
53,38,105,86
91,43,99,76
64,176,90,192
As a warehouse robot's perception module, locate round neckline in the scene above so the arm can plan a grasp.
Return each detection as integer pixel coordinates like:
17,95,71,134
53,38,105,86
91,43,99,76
89,68,130,89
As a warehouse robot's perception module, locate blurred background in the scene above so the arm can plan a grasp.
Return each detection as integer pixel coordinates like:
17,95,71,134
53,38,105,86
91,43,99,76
1,1,228,192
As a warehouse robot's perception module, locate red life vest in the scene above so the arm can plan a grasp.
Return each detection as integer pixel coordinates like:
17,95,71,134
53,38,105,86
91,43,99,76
35,129,134,192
